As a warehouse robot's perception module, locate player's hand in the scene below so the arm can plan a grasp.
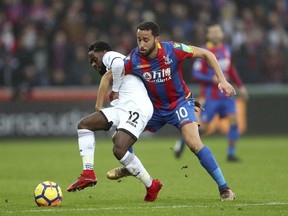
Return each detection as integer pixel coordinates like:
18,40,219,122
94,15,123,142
194,101,204,112
218,80,236,98
109,91,119,102
239,86,249,101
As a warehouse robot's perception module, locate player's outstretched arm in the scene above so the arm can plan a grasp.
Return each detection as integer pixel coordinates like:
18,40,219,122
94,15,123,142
95,70,112,111
192,46,236,98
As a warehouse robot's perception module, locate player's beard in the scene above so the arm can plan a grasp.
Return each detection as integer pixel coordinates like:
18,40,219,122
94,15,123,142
211,39,220,46
210,37,223,46
139,42,156,57
97,64,107,76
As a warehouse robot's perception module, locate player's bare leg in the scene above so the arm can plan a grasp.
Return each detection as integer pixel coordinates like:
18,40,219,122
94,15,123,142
112,131,162,202
181,122,235,201
174,101,206,158
67,111,111,192
106,132,132,180
174,122,209,158
227,114,241,162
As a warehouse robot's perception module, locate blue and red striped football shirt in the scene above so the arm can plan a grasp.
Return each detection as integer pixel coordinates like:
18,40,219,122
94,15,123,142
193,42,243,99
124,41,194,111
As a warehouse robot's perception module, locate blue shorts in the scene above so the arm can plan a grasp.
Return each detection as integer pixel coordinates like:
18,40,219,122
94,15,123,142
146,95,198,133
200,97,236,123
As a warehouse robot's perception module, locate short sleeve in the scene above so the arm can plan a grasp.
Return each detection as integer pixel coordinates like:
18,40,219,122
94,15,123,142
172,42,194,61
102,53,110,69
124,53,133,75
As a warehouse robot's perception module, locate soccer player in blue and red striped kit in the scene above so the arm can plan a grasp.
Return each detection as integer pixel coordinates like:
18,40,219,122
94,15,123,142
110,21,236,201
174,22,248,161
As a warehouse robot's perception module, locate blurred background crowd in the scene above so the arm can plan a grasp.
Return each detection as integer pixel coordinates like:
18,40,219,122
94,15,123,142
0,0,288,91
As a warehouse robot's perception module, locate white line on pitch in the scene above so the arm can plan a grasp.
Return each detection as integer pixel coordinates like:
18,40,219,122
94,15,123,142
2,202,288,214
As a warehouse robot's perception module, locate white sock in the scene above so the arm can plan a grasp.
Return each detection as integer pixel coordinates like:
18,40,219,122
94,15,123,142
78,129,95,170
120,152,152,187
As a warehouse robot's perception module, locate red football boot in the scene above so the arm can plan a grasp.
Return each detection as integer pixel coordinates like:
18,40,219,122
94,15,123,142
144,179,163,202
67,171,97,192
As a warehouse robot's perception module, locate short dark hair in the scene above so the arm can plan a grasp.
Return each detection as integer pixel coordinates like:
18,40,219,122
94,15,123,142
206,21,222,29
88,41,112,52
137,21,160,37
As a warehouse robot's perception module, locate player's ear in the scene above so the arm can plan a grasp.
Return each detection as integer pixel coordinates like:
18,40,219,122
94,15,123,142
155,36,160,43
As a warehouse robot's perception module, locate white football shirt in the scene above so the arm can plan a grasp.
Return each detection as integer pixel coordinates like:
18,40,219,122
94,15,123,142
102,51,152,112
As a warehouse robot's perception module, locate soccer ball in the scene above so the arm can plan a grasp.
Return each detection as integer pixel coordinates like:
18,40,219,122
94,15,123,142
34,181,63,207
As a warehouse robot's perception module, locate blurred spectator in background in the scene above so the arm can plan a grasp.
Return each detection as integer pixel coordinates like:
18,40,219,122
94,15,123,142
0,53,20,86
61,0,86,45
0,0,287,88
33,36,49,86
68,45,100,85
262,45,287,83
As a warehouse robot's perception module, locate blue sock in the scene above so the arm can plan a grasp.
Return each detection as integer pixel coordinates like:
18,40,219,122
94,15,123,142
227,125,239,156
128,146,134,154
228,142,236,156
196,146,229,191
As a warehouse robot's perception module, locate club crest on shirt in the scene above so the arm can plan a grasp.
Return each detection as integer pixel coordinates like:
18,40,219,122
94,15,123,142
163,55,173,65
173,43,181,48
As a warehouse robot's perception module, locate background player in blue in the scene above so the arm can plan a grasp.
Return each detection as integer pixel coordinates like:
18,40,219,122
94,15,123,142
174,22,249,161
111,21,236,201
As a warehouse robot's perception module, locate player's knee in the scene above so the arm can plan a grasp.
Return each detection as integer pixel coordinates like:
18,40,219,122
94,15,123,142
112,132,117,142
77,118,86,129
77,119,84,129
199,123,208,134
77,116,94,130
230,119,238,126
228,114,238,125
185,136,203,153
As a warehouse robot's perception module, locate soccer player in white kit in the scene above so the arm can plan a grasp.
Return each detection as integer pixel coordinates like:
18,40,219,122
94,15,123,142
67,41,162,202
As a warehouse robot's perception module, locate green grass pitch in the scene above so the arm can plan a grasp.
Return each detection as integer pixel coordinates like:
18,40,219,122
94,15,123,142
0,136,288,216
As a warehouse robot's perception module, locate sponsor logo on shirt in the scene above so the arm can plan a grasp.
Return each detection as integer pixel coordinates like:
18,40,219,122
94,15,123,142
143,72,152,80
143,68,172,83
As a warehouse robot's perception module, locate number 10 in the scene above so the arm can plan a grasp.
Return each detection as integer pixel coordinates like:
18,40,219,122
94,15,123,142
175,107,188,121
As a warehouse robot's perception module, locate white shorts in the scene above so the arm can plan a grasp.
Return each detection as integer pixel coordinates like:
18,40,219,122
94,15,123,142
100,105,152,140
